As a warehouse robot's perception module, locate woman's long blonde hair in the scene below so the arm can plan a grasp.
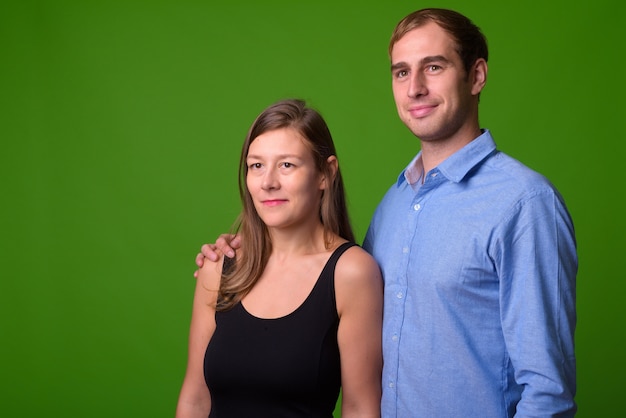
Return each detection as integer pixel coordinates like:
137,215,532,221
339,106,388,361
217,99,354,311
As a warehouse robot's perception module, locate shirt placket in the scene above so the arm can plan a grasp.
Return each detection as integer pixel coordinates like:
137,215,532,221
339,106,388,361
396,169,443,415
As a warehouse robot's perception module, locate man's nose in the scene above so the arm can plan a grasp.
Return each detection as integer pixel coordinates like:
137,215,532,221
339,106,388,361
408,72,427,97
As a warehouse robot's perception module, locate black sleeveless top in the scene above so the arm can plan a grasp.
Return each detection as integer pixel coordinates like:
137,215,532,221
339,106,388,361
204,242,356,418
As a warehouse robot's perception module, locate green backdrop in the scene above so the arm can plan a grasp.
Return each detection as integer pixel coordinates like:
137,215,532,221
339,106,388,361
1,1,624,416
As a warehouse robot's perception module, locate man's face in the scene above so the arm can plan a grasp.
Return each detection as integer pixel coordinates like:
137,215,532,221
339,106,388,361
390,22,483,144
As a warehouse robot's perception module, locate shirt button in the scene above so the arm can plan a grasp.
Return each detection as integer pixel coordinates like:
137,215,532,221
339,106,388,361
396,292,403,299
413,203,421,211
431,172,438,178
392,334,398,341
388,382,395,388
402,247,409,254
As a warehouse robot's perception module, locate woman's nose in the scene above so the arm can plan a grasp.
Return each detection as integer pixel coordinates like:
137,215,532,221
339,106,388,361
261,168,279,190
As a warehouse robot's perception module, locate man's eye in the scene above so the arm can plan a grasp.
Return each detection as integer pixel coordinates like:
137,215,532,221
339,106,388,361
427,65,441,72
396,70,408,78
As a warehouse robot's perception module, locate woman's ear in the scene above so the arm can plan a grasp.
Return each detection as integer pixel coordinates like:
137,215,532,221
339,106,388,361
320,155,338,190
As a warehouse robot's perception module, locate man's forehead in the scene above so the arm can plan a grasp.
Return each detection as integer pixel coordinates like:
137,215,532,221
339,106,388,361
395,23,455,48
391,27,459,64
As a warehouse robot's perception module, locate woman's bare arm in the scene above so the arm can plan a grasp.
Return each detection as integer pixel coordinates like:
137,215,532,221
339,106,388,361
335,246,383,417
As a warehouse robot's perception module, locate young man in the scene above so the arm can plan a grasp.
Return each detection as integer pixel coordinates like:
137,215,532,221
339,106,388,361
197,8,577,417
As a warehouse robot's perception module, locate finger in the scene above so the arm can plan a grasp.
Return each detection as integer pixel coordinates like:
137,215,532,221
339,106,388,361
201,243,221,262
216,235,236,258
195,252,205,267
231,234,241,249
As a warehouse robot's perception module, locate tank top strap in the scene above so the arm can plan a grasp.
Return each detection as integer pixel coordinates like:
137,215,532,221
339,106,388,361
326,241,358,268
317,241,358,287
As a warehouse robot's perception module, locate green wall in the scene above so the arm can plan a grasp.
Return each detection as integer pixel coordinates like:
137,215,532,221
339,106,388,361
1,1,623,416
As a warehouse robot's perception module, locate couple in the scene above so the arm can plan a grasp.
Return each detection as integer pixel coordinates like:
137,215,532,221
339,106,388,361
177,8,578,418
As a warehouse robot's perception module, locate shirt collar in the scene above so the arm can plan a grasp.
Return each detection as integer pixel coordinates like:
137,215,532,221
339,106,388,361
398,129,497,186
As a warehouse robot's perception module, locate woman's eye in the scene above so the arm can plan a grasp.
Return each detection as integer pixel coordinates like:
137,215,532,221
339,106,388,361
282,162,293,168
249,163,262,169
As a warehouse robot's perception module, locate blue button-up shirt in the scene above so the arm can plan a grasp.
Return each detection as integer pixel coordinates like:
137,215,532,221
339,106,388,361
363,130,577,417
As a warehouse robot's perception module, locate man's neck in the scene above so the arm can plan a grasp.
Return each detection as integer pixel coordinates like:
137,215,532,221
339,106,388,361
419,127,482,173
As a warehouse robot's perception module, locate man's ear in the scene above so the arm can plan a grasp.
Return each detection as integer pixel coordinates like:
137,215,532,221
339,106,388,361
320,155,338,190
471,58,488,96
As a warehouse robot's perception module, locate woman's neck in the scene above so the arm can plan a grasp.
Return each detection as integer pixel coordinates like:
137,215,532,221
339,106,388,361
268,224,335,260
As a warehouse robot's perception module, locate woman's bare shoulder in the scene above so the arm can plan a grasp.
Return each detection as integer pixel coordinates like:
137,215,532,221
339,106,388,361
334,245,382,286
333,244,383,317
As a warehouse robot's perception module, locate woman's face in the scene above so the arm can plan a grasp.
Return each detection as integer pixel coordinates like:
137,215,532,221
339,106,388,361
246,127,325,231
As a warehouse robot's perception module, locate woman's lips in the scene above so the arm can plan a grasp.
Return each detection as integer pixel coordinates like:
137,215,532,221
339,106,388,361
262,199,287,207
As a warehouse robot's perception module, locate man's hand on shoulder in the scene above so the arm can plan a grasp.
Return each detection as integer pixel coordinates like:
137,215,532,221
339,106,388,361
193,234,240,278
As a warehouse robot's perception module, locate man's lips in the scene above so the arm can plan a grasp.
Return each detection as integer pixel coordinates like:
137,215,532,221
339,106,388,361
408,104,437,118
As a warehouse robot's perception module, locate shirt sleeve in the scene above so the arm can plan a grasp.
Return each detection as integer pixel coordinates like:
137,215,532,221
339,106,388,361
494,189,577,417
362,208,378,254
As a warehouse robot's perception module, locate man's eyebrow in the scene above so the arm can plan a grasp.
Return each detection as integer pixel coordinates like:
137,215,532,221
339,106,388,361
421,55,451,65
391,61,407,72
391,55,452,71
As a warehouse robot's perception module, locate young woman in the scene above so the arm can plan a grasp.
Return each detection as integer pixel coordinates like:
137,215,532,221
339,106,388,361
176,99,383,417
